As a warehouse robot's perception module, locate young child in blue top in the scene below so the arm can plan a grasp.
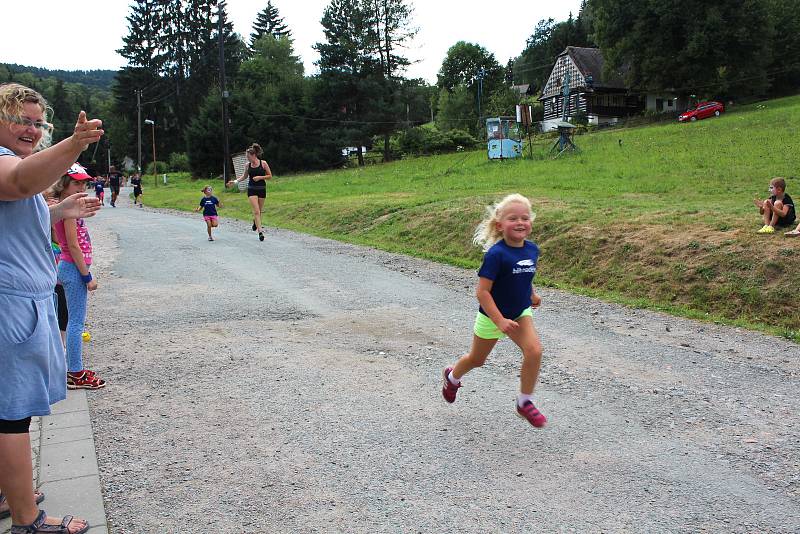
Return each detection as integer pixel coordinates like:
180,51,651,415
442,194,547,428
93,178,105,205
195,185,222,241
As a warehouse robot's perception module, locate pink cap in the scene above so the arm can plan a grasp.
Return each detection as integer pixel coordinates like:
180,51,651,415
66,163,92,181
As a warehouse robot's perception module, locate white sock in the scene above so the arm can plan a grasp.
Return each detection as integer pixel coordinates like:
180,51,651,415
517,393,532,407
448,370,461,385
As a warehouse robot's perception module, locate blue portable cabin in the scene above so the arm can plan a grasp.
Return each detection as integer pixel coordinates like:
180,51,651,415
486,117,523,160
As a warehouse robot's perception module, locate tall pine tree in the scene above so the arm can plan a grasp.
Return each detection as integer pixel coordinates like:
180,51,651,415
366,0,416,161
116,0,246,165
315,0,381,166
250,0,291,48
315,0,415,163
118,0,165,74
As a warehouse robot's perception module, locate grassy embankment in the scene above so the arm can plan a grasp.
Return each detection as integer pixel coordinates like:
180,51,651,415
143,95,800,341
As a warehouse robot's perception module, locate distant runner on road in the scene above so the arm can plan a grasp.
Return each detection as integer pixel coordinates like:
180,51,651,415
130,172,143,207
108,165,122,207
195,185,222,241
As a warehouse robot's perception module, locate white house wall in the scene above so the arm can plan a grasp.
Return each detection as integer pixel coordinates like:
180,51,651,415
645,94,678,113
542,55,585,97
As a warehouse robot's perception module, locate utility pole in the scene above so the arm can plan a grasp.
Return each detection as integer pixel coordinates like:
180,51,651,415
477,67,486,132
218,4,231,183
136,89,142,173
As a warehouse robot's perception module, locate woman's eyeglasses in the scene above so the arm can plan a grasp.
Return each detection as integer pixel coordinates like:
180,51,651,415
2,114,53,132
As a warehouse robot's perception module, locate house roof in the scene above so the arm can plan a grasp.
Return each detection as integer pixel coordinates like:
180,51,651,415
511,84,531,95
563,47,627,90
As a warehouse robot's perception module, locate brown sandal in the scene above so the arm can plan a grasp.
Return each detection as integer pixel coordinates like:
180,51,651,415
0,491,45,519
10,510,89,534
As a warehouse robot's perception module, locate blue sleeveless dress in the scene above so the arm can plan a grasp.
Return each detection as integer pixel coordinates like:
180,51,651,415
0,146,66,419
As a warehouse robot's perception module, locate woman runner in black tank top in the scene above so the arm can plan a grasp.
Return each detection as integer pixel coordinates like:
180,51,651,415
247,161,267,194
228,143,272,241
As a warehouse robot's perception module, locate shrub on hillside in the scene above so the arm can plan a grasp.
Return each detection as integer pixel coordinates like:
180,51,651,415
145,161,169,174
391,126,479,156
169,152,190,172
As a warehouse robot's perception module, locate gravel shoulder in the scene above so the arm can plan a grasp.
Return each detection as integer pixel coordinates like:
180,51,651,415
85,192,800,533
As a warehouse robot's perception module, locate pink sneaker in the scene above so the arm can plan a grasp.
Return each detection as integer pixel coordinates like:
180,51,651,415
516,401,547,427
441,367,461,403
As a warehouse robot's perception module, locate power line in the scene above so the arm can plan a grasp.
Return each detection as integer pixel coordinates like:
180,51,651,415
141,90,176,105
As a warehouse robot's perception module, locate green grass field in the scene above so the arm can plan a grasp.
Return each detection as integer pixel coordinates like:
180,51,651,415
142,95,800,341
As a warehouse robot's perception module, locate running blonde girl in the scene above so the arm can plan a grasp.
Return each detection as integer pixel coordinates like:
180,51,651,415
227,143,271,242
441,194,546,427
53,164,106,390
196,185,222,241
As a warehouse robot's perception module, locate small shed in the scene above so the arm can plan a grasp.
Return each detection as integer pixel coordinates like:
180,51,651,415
486,117,523,160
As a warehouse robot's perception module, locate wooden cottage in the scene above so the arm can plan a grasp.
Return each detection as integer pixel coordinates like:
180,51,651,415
539,47,643,130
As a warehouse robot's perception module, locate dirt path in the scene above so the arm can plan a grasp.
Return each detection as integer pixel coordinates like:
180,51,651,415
84,191,800,533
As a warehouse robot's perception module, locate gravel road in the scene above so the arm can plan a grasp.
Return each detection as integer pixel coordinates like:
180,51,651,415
84,189,800,533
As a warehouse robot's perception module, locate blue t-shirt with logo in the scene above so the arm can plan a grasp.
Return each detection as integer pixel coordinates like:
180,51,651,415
477,239,539,319
199,195,219,216
94,182,104,195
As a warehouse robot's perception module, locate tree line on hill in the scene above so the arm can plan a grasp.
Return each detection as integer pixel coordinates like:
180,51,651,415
514,0,800,102
3,0,799,178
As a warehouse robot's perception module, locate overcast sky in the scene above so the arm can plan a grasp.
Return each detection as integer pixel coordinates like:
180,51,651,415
1,0,583,84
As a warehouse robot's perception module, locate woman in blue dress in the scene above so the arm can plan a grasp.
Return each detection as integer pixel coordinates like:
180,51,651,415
0,83,103,534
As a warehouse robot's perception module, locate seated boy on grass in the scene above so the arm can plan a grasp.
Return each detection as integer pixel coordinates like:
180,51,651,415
754,177,795,234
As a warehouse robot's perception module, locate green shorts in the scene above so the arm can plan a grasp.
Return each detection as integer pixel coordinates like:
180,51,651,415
473,307,533,340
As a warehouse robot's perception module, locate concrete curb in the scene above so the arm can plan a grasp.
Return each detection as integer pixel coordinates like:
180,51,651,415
1,390,108,534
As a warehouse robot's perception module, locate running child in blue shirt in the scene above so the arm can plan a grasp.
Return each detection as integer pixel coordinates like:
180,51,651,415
442,194,547,428
195,185,222,241
93,178,105,205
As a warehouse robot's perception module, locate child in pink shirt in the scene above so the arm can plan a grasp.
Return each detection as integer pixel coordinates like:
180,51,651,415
52,164,105,390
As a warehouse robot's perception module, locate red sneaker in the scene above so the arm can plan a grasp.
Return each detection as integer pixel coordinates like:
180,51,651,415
516,401,547,427
67,370,106,390
441,367,461,403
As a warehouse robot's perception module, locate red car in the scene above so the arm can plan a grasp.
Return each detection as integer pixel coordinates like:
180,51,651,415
678,101,724,122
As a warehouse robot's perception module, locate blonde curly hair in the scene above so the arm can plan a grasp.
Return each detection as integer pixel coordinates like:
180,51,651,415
472,193,535,251
0,83,53,150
